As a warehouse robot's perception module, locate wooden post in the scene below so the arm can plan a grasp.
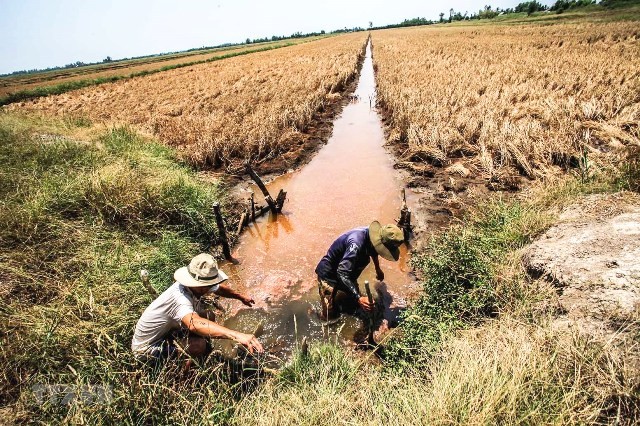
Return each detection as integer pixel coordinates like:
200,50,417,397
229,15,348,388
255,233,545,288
275,189,287,212
246,164,278,214
236,210,247,235
250,192,256,222
397,189,412,242
212,203,232,260
139,269,158,297
364,280,375,346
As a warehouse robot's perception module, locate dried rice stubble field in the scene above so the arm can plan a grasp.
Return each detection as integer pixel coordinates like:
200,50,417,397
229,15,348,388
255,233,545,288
0,38,312,99
10,33,368,171
372,22,640,191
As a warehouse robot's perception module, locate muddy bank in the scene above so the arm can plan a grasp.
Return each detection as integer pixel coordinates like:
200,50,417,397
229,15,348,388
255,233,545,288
214,41,368,182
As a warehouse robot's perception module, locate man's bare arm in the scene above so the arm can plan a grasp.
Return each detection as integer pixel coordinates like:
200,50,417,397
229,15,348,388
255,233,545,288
181,312,263,353
214,283,255,307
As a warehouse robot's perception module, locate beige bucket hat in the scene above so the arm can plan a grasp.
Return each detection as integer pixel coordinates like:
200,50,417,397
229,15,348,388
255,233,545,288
174,253,228,288
369,221,404,261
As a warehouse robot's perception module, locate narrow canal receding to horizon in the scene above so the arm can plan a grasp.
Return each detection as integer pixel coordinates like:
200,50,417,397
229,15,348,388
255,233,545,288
216,40,419,359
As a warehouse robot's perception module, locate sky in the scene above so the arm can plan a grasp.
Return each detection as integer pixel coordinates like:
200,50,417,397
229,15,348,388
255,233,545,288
0,0,556,75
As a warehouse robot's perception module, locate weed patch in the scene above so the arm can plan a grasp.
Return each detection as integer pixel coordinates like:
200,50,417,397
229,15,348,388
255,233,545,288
385,200,546,364
0,113,244,423
616,146,640,192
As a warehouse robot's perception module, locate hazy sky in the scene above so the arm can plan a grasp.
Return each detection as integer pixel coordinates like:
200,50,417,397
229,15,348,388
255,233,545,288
0,0,556,74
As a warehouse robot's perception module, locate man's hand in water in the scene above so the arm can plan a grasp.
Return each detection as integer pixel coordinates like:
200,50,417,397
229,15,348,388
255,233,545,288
215,284,256,308
241,296,256,307
358,296,374,312
235,333,264,354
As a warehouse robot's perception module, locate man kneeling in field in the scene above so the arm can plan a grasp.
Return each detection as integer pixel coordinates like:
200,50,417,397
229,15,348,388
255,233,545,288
132,253,263,361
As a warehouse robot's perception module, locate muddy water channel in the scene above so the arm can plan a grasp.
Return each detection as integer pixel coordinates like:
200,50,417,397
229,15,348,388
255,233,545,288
217,42,419,359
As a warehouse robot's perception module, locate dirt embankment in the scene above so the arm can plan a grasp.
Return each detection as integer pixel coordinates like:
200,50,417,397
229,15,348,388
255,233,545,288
524,192,640,339
243,44,367,179
203,42,368,247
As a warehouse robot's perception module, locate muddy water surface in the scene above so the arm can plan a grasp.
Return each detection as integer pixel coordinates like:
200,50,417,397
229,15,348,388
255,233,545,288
217,42,419,358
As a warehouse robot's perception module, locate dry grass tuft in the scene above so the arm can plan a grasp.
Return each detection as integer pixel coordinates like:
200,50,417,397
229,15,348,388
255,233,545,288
234,318,639,425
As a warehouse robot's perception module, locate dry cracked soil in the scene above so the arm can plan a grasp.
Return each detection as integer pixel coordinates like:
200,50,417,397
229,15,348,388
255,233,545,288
524,192,640,338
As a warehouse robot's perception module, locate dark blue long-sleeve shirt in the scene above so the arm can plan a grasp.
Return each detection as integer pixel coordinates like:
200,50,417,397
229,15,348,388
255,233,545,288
315,227,375,299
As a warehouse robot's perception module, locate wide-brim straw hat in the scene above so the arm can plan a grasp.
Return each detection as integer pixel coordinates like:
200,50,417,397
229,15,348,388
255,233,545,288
369,221,404,261
174,253,228,288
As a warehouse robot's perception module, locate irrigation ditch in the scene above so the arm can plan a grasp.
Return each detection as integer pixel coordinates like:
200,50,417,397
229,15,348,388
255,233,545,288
197,40,427,364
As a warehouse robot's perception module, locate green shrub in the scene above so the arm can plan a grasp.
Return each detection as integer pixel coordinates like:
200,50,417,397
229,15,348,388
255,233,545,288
385,201,540,366
616,146,640,192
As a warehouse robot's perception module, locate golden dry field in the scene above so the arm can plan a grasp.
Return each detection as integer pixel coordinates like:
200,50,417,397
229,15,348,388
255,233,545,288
11,33,367,169
0,39,320,98
372,22,640,187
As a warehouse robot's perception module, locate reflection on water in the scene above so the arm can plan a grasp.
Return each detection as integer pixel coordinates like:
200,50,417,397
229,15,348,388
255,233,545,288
242,212,295,251
217,40,419,359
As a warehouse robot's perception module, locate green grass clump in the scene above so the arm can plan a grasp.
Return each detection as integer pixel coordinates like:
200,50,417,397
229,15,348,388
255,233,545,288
278,343,354,389
385,200,549,365
0,112,242,423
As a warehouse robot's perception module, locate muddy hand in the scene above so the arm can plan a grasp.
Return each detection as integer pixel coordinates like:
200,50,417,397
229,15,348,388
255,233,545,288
358,296,374,312
241,296,256,307
236,333,264,354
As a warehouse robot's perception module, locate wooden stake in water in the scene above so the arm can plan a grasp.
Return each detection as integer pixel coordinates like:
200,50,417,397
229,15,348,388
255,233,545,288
398,188,412,242
275,189,287,213
212,202,232,260
246,164,278,214
364,280,375,346
236,210,248,235
250,191,256,222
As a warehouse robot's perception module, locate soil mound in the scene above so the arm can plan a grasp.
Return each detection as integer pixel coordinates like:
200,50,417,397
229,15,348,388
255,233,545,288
524,192,640,334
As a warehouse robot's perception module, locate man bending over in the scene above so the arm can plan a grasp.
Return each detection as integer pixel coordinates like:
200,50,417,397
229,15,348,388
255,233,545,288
315,221,404,320
132,253,263,361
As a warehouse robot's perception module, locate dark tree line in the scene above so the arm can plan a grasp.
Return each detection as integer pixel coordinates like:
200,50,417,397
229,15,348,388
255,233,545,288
387,0,601,28
363,0,627,35
367,0,604,32
244,29,329,45
443,0,597,22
